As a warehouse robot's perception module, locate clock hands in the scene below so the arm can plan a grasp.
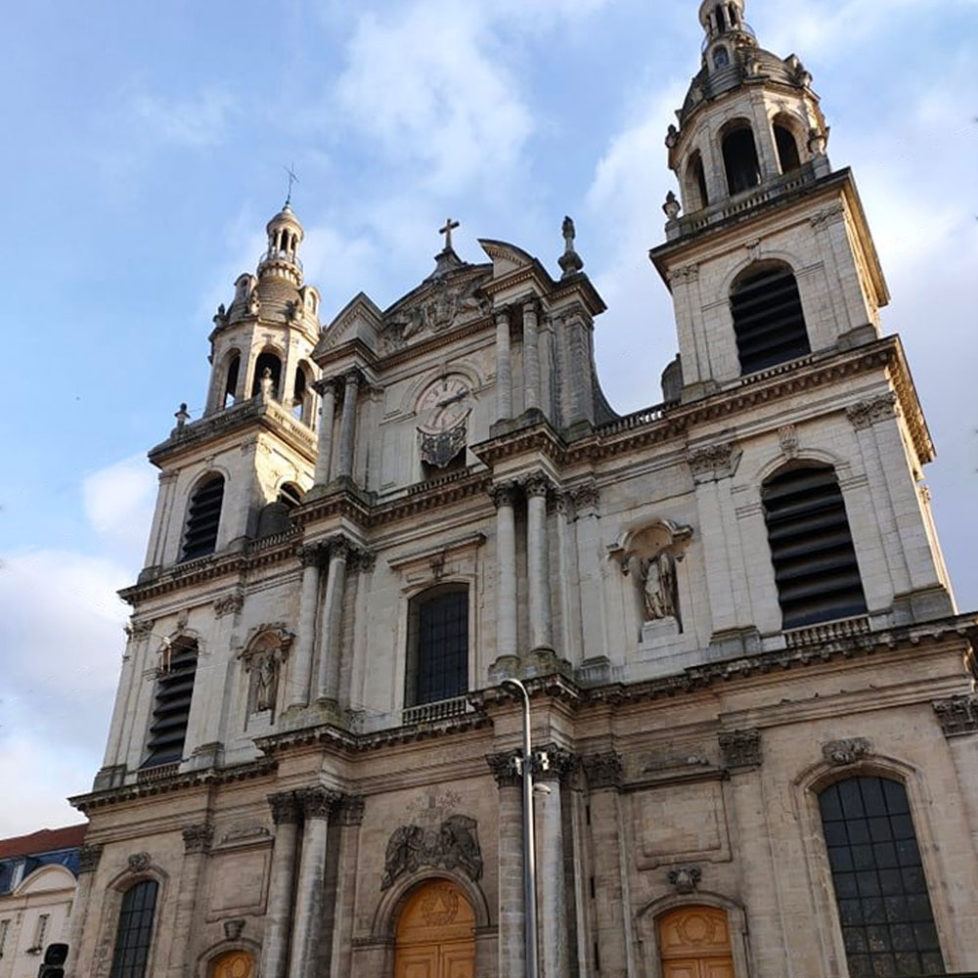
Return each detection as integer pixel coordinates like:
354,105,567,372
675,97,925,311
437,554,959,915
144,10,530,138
436,388,469,408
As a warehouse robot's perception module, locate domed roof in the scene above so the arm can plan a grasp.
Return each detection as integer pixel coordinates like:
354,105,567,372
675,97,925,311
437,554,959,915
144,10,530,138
266,202,303,234
679,46,811,128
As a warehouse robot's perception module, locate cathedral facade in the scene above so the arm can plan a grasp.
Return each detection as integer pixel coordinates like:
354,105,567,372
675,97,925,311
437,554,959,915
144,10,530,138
68,3,978,977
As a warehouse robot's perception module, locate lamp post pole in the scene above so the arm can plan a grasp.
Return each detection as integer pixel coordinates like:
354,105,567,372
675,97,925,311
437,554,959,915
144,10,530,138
502,677,539,978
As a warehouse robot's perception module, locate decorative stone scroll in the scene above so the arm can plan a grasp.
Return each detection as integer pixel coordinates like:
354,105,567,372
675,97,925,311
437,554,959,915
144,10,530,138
582,751,623,790
182,823,215,853
214,591,245,619
822,738,872,767
486,751,522,789
267,791,300,826
933,695,978,737
687,442,742,483
128,852,152,873
336,795,366,827
668,866,702,895
381,815,483,890
846,393,899,430
534,745,578,783
719,729,762,771
298,786,342,820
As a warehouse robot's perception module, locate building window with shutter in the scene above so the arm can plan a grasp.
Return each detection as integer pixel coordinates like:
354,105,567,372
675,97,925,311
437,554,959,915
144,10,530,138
819,777,945,977
142,638,198,768
180,475,225,561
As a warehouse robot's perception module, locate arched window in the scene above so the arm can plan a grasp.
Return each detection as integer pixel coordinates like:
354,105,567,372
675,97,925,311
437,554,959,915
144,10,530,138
730,263,811,374
292,363,313,423
223,352,240,409
256,483,303,538
143,637,198,768
109,880,158,978
251,352,282,398
406,586,469,707
658,905,735,977
762,465,867,629
685,152,709,212
774,122,802,174
819,777,945,976
181,475,225,561
713,46,730,69
714,4,727,30
722,124,761,195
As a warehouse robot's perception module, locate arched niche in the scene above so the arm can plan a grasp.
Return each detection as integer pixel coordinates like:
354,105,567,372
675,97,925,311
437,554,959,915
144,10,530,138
237,625,294,721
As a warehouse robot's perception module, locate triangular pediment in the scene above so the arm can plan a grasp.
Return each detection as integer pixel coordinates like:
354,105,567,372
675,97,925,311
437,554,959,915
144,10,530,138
315,292,385,356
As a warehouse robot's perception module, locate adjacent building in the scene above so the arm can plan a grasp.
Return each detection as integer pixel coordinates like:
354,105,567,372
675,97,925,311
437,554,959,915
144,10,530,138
67,3,978,977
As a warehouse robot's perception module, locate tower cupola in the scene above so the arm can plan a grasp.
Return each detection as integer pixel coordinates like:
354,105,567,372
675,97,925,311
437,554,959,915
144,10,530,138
699,0,754,73
258,202,304,287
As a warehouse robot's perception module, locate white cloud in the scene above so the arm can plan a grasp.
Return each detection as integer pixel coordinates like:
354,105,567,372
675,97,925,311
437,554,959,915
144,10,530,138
132,88,238,149
83,456,157,567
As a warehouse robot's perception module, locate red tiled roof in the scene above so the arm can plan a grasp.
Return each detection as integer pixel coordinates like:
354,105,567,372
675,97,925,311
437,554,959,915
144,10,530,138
0,824,87,860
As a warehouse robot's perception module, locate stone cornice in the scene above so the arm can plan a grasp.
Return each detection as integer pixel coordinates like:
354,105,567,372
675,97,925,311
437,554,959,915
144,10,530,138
471,421,568,468
148,396,317,468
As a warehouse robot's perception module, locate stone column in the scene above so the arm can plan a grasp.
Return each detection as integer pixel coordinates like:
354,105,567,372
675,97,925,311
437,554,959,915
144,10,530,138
555,495,582,665
145,470,178,568
491,484,519,668
330,796,366,978
261,792,301,978
64,844,103,977
287,545,322,710
288,788,339,978
488,753,525,978
536,748,576,978
523,299,541,413
316,538,349,703
525,475,554,655
582,753,628,978
496,309,513,421
336,370,362,481
169,824,214,978
539,314,554,420
313,378,338,486
572,485,607,660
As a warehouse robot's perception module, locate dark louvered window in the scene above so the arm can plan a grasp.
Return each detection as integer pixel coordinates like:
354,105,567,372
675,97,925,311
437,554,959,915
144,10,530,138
731,265,811,375
109,880,158,978
819,778,945,977
762,466,867,629
722,125,761,195
406,588,468,706
143,640,197,768
180,476,224,561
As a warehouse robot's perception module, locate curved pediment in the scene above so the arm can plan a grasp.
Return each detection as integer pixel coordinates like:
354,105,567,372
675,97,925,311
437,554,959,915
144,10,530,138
479,238,535,277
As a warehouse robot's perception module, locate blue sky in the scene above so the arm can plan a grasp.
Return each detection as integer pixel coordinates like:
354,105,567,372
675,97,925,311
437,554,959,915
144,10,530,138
1,0,976,835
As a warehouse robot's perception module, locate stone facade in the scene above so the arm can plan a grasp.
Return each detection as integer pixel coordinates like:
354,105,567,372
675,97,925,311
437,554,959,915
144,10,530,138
68,3,978,977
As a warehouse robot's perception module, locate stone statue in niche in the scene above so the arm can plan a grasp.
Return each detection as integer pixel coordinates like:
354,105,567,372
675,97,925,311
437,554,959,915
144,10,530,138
640,549,678,621
254,652,278,713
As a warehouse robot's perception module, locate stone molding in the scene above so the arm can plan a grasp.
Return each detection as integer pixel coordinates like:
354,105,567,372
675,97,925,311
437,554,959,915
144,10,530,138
78,843,104,874
267,791,301,826
312,376,343,399
523,472,555,499
778,424,799,458
124,618,155,640
687,441,742,484
582,751,623,790
933,694,978,738
336,795,366,827
489,481,520,510
182,823,215,853
809,202,846,229
298,786,342,820
223,919,246,941
486,751,522,788
846,392,899,430
822,737,873,767
668,264,700,285
213,591,245,619
668,866,702,895
571,483,600,514
719,729,762,771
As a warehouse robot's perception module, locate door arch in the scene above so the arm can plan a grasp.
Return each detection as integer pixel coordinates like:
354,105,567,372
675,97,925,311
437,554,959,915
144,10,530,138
658,905,735,978
395,878,475,978
209,949,254,978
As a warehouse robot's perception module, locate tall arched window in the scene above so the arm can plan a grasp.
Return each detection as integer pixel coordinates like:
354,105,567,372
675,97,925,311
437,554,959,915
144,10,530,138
181,475,225,561
774,122,802,174
143,638,198,768
819,777,945,976
762,465,867,629
406,586,469,707
222,352,240,409
251,351,282,398
685,152,709,212
722,124,761,195
109,880,158,978
731,262,811,374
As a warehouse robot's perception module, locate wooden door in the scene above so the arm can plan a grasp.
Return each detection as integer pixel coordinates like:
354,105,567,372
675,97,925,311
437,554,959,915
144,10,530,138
210,950,254,978
658,906,735,978
395,880,475,978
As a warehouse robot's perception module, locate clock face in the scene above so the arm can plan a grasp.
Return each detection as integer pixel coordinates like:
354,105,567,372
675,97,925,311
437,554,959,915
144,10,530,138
417,376,471,432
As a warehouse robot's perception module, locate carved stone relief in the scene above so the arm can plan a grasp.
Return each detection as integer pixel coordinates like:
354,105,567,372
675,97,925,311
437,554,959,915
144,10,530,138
687,442,742,483
668,866,702,894
719,729,762,770
846,393,899,431
381,814,483,890
933,695,978,737
822,738,872,767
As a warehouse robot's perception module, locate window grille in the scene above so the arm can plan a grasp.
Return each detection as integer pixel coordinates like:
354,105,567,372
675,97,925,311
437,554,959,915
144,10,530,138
143,640,197,768
32,914,49,950
181,476,225,561
819,777,945,977
109,880,158,978
731,265,811,374
762,465,867,628
407,588,468,707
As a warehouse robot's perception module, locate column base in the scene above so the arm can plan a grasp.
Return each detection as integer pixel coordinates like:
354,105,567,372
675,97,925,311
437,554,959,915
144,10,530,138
487,655,522,684
522,647,572,679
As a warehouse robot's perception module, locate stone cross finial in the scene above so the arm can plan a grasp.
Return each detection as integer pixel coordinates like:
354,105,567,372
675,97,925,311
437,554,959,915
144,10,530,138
439,218,460,252
283,162,299,207
558,215,584,278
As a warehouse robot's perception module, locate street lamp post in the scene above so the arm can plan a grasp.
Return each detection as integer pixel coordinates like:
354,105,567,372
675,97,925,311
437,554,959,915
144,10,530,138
502,677,540,978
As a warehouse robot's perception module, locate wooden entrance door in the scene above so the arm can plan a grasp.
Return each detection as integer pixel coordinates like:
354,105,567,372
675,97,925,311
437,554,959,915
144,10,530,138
658,906,735,978
210,950,254,978
394,880,475,978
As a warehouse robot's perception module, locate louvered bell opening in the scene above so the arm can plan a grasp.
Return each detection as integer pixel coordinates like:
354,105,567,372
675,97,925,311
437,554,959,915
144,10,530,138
143,648,197,768
732,268,811,375
181,478,225,561
763,467,867,629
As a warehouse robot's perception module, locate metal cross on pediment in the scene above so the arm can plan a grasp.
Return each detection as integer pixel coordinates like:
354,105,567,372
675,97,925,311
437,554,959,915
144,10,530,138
283,163,299,206
439,218,460,252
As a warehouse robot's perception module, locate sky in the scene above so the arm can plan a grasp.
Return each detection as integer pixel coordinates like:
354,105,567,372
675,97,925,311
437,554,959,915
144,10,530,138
0,0,975,837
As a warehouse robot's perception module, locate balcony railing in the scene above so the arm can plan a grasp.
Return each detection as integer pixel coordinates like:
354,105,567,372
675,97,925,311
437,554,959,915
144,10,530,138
402,696,470,727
